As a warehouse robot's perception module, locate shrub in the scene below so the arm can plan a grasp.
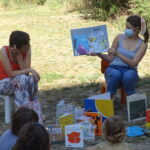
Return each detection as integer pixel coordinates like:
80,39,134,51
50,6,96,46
0,0,47,7
19,0,47,5
64,0,130,20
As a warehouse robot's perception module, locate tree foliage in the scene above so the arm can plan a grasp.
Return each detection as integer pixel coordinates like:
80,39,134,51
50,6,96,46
129,0,150,28
1,0,46,7
66,0,130,20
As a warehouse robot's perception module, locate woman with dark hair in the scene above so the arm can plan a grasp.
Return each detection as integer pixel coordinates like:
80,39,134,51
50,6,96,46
95,15,149,98
12,123,50,150
0,30,40,105
0,107,39,150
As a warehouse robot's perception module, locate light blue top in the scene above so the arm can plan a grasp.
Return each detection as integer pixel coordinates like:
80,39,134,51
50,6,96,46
110,34,143,67
0,129,17,150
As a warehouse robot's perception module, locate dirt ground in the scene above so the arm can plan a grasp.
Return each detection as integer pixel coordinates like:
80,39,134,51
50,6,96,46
0,5,150,150
1,86,150,150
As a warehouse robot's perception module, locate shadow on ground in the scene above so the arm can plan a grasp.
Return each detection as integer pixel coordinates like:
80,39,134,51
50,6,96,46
1,77,150,149
37,76,150,125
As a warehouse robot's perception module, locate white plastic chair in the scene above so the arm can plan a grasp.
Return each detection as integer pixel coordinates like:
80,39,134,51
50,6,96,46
0,95,13,124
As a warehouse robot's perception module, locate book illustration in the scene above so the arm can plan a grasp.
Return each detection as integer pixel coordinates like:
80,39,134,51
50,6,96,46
65,124,84,148
127,93,146,122
56,100,75,123
146,109,150,128
59,113,74,134
88,92,111,99
78,119,95,141
74,107,85,122
84,93,114,121
84,112,102,136
47,125,64,143
71,25,109,56
67,132,81,143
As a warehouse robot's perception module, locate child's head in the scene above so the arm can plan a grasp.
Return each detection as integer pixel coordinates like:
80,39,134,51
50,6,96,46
126,15,149,43
9,30,30,51
12,107,39,136
103,116,125,143
12,123,50,150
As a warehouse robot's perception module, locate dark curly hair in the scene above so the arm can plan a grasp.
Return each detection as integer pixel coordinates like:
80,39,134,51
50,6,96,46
12,123,50,150
103,116,125,143
12,107,39,136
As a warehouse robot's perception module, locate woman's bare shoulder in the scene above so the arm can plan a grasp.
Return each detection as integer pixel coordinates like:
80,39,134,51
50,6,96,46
139,40,148,49
0,46,8,51
116,34,124,38
113,34,123,41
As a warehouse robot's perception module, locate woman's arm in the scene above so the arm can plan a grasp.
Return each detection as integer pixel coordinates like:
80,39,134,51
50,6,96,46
15,47,40,81
0,47,40,82
96,53,112,62
0,48,40,81
0,47,32,77
114,42,148,67
16,47,31,69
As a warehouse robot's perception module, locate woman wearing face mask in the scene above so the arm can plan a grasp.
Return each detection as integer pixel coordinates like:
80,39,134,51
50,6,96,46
96,15,149,98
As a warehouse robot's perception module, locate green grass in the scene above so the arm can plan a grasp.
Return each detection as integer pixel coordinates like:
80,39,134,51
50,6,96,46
1,6,150,143
0,5,149,94
39,72,64,87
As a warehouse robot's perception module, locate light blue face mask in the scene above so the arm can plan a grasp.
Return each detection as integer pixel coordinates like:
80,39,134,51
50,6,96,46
124,28,134,37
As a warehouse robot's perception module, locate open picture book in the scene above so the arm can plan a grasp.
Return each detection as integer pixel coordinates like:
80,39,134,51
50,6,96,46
70,25,109,56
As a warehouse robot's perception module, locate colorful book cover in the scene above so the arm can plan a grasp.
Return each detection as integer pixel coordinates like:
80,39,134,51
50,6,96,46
59,113,74,134
78,120,95,141
127,93,146,122
70,25,109,56
74,107,85,123
146,109,150,128
56,100,75,123
47,125,64,143
84,112,102,136
84,93,114,121
65,124,84,148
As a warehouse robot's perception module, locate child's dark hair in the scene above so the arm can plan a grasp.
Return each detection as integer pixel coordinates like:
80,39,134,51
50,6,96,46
127,15,149,43
12,123,50,150
12,107,39,136
103,116,125,143
9,30,30,49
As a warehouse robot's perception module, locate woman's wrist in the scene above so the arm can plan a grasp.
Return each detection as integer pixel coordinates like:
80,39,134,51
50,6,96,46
28,68,33,73
23,68,32,74
97,53,103,58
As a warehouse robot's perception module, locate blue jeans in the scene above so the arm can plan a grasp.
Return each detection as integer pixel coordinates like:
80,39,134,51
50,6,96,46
105,65,138,95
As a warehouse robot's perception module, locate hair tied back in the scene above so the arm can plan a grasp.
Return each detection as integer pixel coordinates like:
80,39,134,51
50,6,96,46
141,17,147,35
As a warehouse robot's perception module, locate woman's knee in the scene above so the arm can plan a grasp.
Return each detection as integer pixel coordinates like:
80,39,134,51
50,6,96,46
14,75,37,88
27,75,37,83
123,70,138,82
105,68,121,81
